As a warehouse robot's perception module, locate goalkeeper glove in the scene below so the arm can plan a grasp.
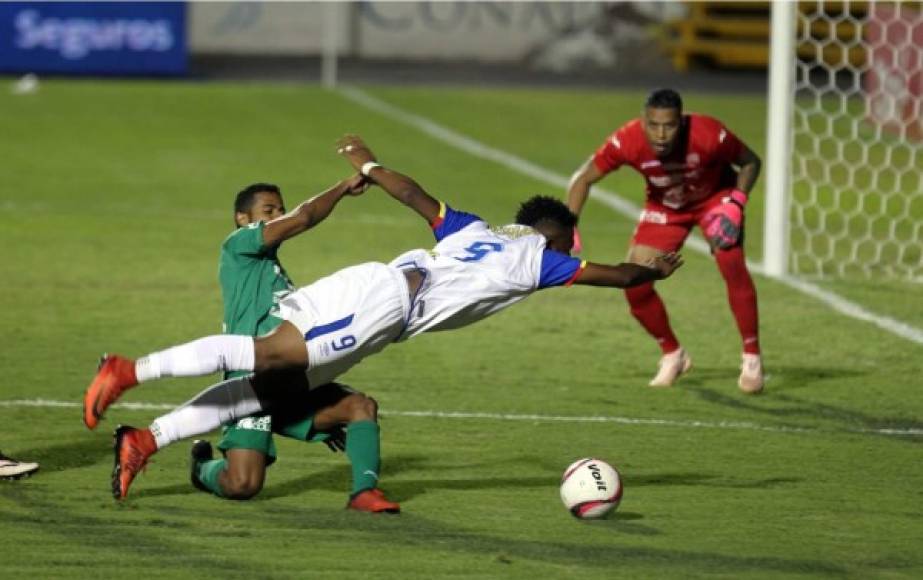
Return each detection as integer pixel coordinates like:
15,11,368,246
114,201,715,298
703,189,747,251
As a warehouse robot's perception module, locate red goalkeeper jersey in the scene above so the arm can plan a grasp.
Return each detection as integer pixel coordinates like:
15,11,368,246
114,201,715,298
592,113,743,210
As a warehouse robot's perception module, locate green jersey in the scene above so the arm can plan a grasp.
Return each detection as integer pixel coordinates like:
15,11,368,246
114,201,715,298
217,221,322,462
219,222,295,340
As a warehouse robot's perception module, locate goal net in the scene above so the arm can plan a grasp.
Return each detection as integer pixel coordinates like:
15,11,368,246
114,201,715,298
788,1,922,281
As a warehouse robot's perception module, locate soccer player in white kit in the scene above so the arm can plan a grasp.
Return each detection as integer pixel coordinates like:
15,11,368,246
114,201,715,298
85,135,683,500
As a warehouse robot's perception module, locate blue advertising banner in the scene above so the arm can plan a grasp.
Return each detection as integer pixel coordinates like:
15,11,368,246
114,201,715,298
0,2,186,76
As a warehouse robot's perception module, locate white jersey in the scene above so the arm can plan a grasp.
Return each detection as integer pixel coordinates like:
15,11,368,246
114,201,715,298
274,202,583,387
279,262,410,387
388,202,585,339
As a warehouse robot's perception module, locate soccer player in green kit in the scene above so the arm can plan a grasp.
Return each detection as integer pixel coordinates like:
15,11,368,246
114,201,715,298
188,176,399,513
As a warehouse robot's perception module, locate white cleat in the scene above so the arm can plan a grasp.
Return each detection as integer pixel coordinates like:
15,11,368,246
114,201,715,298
648,348,692,387
0,451,39,480
738,353,764,394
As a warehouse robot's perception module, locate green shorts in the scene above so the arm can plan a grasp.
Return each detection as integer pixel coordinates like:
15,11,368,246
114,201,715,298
217,382,355,465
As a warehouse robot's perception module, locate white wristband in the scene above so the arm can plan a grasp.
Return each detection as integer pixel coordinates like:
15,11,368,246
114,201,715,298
360,161,381,177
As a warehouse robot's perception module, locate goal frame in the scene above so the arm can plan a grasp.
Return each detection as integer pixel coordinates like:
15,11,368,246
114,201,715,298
764,0,797,277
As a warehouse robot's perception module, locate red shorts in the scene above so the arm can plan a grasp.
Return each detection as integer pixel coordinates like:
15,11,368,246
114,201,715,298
631,188,738,252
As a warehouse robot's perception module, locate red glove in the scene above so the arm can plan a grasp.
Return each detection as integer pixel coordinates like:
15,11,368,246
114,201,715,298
703,189,747,251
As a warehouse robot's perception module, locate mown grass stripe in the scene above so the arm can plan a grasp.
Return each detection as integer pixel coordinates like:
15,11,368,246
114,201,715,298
2,398,919,438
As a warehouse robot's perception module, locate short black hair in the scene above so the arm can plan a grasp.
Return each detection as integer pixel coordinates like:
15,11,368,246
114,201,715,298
645,88,683,113
515,195,578,229
235,183,281,214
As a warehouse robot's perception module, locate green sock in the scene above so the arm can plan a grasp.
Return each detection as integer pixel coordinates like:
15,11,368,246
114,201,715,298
196,458,228,498
346,420,381,495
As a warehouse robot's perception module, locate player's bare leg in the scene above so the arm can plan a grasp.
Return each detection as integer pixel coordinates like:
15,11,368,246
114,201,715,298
313,391,399,514
148,366,302,455
84,321,308,430
189,443,273,500
625,244,691,387
216,449,268,500
251,321,309,372
113,369,300,500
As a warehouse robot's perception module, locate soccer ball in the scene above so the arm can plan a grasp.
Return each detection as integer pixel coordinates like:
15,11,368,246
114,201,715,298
560,458,622,519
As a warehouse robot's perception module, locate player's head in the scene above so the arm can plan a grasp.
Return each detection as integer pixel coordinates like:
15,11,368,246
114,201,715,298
515,195,578,254
643,88,683,158
234,183,285,228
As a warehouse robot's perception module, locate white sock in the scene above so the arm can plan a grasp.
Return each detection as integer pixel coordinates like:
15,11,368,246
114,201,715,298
135,335,255,383
148,376,265,449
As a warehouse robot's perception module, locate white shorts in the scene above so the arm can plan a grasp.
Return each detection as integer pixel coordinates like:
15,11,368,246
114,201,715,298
278,262,410,387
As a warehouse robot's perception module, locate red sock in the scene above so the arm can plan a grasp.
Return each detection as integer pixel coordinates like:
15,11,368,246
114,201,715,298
624,283,680,354
715,247,760,354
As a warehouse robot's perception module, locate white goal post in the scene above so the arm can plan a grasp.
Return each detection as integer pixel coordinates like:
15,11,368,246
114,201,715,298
764,0,796,277
764,0,922,281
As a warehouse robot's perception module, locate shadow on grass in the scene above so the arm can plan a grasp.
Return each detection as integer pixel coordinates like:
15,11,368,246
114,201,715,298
267,464,800,505
135,482,201,500
249,504,848,577
258,465,350,500
0,498,272,577
8,436,112,473
0,468,841,577
680,364,865,391
138,453,436,501
132,460,354,501
606,512,662,536
687,378,923,441
260,453,433,500
389,475,551,502
765,364,868,391
628,471,801,490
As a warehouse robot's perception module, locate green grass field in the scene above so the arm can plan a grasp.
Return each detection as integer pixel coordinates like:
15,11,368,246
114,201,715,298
1,80,921,579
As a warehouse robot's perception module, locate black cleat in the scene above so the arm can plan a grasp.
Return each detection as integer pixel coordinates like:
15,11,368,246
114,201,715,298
190,440,214,493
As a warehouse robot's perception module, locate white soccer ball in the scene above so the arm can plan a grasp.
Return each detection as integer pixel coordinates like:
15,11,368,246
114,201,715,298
560,458,622,519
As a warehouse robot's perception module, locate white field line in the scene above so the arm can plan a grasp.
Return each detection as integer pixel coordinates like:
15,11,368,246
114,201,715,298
3,398,920,438
338,86,923,346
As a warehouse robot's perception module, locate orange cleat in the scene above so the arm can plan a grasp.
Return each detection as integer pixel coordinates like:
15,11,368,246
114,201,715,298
84,354,138,430
112,425,157,500
347,488,400,514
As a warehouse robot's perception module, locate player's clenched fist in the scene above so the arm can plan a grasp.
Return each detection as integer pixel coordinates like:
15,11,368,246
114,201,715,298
342,173,370,196
336,134,376,170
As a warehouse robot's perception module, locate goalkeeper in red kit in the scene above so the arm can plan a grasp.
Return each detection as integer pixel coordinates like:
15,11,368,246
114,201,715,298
566,88,764,393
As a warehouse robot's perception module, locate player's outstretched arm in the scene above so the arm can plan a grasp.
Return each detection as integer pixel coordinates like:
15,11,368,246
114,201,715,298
566,158,606,217
336,134,441,224
575,252,683,288
260,175,368,248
